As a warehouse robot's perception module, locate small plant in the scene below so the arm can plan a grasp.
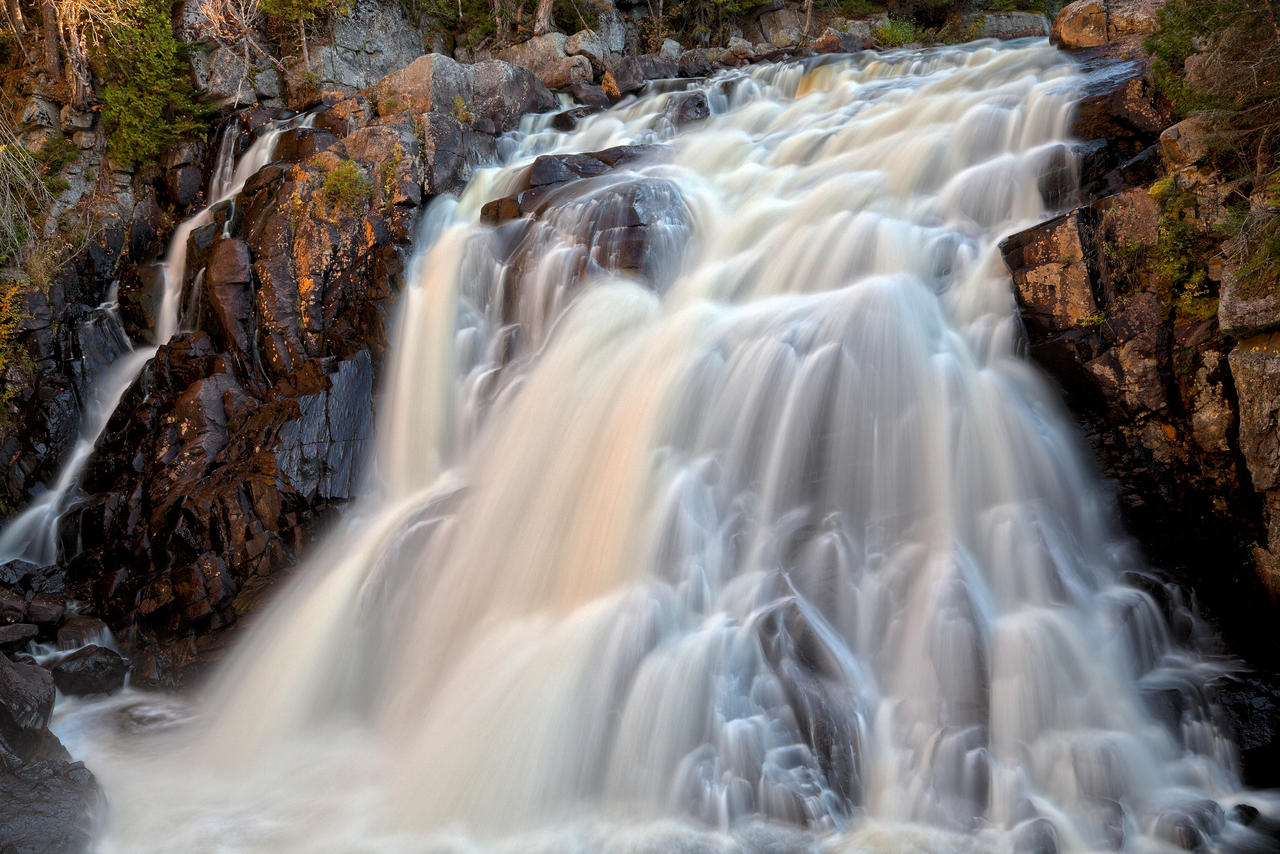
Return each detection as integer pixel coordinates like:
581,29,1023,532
1076,311,1107,329
379,143,405,205
320,161,372,212
0,278,25,417
601,70,621,102
451,95,472,125
875,17,917,47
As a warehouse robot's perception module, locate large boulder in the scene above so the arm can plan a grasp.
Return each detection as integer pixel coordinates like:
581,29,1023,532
1001,211,1099,336
49,645,129,696
499,34,593,89
0,758,99,854
0,654,53,733
371,55,554,134
1051,0,1109,48
299,0,425,94
1052,0,1164,50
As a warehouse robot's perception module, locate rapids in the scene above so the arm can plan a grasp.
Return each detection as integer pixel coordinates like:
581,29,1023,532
49,40,1278,853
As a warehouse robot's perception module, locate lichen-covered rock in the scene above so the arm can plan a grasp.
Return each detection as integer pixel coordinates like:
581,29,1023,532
371,55,554,135
1052,0,1163,50
498,34,593,89
1001,211,1099,335
1051,0,1109,48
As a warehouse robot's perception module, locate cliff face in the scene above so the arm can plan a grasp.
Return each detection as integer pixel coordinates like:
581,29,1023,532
1002,0,1280,675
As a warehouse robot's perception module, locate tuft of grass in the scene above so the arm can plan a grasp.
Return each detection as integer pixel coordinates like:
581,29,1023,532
320,161,373,212
875,17,917,47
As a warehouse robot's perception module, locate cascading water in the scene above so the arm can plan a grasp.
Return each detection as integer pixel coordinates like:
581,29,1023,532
50,41,1277,854
0,117,300,566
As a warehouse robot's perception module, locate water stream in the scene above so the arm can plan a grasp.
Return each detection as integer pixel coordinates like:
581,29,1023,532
45,41,1278,853
0,117,299,566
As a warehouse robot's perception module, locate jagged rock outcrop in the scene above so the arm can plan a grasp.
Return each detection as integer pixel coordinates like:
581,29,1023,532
45,58,553,682
1003,0,1280,685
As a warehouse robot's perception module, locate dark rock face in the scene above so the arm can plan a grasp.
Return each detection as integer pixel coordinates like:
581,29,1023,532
44,58,548,683
613,55,679,95
0,759,99,854
0,647,99,853
49,645,130,696
1209,673,1280,787
1003,35,1280,681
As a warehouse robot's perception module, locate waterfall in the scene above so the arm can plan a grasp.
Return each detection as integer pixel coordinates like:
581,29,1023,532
51,42,1277,854
0,117,298,566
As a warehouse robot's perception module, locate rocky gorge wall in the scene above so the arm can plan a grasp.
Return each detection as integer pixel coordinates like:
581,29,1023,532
1004,0,1280,670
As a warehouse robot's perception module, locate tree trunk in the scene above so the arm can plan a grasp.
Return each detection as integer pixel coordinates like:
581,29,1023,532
533,0,553,36
6,0,25,37
803,0,813,39
298,15,310,70
41,0,59,79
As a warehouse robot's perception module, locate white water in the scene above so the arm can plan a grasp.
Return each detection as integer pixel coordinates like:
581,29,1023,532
0,119,296,565
53,42,1276,854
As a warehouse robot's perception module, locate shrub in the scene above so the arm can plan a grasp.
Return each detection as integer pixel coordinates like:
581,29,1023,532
98,0,211,166
321,161,372,211
875,16,918,45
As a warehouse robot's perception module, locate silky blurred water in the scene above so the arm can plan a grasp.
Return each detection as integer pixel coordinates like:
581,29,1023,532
53,41,1276,854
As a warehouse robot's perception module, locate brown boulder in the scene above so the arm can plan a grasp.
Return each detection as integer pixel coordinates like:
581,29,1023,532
498,34,592,90
1001,211,1099,335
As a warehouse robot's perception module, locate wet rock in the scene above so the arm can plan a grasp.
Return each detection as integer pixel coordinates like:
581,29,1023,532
552,105,600,131
0,625,37,652
204,238,255,353
0,655,53,732
612,54,679,95
813,29,872,54
0,758,99,854
0,590,26,624
50,645,129,696
25,594,63,628
470,60,557,133
1152,798,1225,851
1074,60,1173,152
1013,817,1060,854
117,263,165,346
276,127,340,162
1001,211,1099,335
677,49,714,77
571,81,611,108
57,616,110,650
1210,673,1280,787
665,91,710,127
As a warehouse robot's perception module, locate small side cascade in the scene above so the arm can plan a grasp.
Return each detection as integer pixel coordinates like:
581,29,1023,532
0,115,302,566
